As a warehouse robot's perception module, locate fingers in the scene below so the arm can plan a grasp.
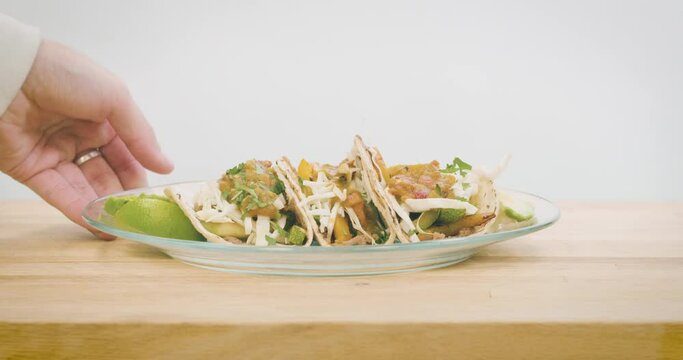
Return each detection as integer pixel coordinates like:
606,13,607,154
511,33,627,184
79,155,124,197
55,161,98,200
70,119,115,151
108,89,174,175
23,41,173,176
70,120,146,190
100,135,148,190
25,167,115,240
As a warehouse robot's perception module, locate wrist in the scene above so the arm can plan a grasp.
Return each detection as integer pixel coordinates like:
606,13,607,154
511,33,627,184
0,13,41,117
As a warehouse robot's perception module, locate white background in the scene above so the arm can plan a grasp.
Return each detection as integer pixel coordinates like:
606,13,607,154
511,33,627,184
1,0,681,201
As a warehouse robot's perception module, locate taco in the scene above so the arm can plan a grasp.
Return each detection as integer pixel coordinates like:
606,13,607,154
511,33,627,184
276,156,394,246
352,136,499,243
165,159,313,246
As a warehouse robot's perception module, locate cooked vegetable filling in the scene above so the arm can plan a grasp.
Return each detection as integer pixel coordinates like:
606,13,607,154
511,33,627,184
219,160,285,219
297,158,389,245
157,136,536,247
387,161,456,202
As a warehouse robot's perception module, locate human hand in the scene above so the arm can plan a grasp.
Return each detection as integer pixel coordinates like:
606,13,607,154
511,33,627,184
0,40,173,238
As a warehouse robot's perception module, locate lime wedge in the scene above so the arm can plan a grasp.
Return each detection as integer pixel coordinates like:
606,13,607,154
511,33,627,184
104,195,136,215
112,196,204,241
500,194,535,222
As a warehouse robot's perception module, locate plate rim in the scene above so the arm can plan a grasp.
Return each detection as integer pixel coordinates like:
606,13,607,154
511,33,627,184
82,180,560,254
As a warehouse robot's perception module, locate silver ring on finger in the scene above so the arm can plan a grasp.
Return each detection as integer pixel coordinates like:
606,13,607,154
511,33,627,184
73,148,102,166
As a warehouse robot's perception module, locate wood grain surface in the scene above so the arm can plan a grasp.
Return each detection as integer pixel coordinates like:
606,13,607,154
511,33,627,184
1,201,682,359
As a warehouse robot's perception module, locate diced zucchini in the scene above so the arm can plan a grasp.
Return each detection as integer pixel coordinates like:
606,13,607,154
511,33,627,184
417,209,440,230
288,225,306,245
201,221,247,239
437,208,466,224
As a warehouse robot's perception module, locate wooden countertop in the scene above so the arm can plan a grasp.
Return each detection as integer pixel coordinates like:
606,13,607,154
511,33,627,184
1,201,682,359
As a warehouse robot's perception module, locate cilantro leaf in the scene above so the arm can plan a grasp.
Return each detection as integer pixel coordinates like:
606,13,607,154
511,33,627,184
272,180,286,195
226,163,245,175
229,189,246,204
271,221,289,238
265,235,277,246
375,231,389,244
452,157,472,171
441,157,472,176
284,211,297,229
235,184,267,207
243,201,257,213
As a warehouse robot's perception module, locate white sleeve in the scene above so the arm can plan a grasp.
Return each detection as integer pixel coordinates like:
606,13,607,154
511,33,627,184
0,13,41,116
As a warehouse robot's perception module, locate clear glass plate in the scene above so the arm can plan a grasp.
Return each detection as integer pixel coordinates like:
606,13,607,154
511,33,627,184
83,181,560,276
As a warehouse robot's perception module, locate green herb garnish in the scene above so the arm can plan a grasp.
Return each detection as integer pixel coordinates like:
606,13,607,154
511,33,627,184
272,180,286,195
375,231,389,244
235,184,267,207
226,163,245,175
441,157,472,176
265,235,277,246
271,221,289,238
284,211,297,230
229,190,246,204
243,202,257,213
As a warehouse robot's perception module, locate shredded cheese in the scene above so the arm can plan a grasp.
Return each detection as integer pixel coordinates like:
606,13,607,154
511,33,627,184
243,217,253,235
327,201,341,236
277,216,287,228
254,215,270,246
400,219,420,243
298,169,349,237
383,192,416,242
451,178,479,201
332,187,347,201
273,194,286,210
299,192,337,205
193,182,242,224
308,209,332,216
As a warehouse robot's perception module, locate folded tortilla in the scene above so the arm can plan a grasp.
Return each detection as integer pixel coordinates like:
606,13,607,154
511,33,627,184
165,161,313,246
352,135,499,241
277,156,393,246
